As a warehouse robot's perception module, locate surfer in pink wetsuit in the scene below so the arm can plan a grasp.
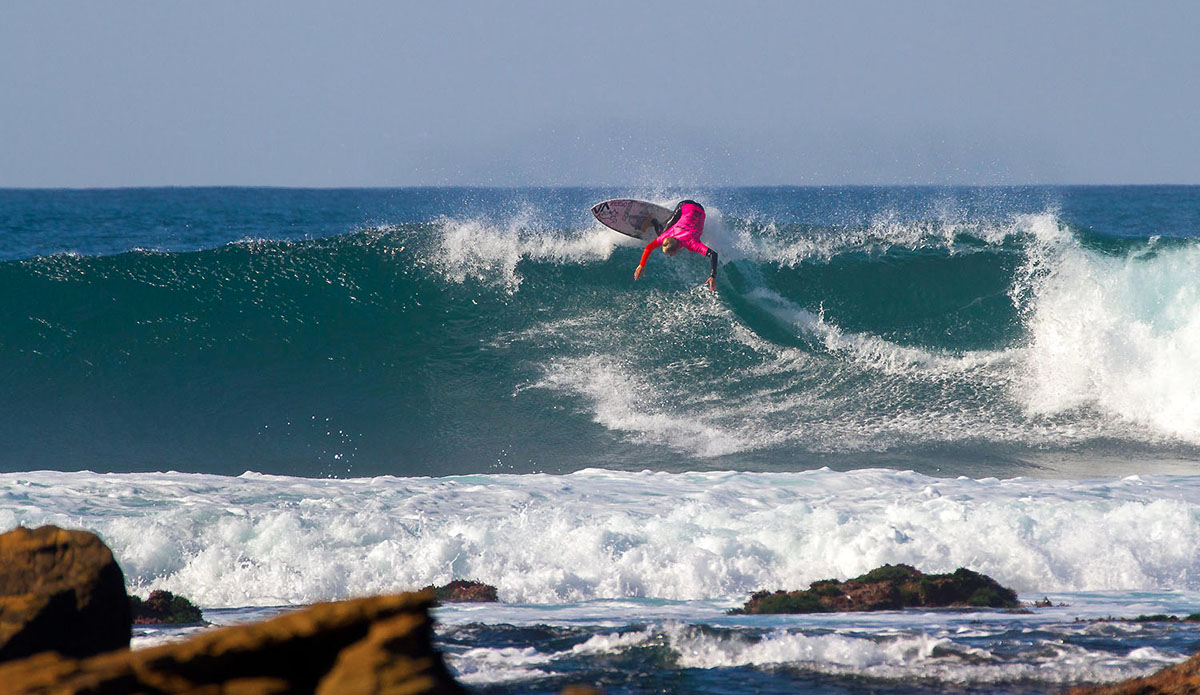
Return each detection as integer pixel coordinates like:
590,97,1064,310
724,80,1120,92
633,200,719,292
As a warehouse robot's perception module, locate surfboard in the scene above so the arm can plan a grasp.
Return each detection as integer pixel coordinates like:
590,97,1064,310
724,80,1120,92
591,199,674,241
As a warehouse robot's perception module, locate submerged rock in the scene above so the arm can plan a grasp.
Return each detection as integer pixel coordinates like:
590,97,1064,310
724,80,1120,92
424,579,499,603
0,591,468,695
732,564,1020,614
0,525,131,662
129,589,204,625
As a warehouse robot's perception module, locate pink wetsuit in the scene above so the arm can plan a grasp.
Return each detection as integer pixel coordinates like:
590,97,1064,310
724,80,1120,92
638,201,710,267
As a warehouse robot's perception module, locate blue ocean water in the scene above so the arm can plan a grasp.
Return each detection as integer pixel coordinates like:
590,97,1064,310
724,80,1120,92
4,186,1200,693
4,186,1200,477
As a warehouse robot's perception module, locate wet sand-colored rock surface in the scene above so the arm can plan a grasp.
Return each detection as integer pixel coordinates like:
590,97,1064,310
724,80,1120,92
0,526,131,661
0,592,467,695
1068,651,1200,695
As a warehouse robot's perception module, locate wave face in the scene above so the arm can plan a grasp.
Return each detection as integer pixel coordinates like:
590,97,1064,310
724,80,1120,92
2,187,1200,476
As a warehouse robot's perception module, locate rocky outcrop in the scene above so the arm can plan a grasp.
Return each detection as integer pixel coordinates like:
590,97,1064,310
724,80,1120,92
1068,651,1200,695
129,590,204,625
0,525,131,661
732,564,1020,614
424,580,499,603
0,591,468,695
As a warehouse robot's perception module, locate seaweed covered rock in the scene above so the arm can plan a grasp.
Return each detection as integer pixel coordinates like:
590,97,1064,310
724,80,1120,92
0,525,131,661
424,580,499,603
733,564,1020,614
129,589,204,625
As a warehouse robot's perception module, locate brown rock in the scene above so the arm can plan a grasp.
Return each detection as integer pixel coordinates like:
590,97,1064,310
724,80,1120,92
0,591,468,695
316,611,444,695
732,564,1021,614
1067,650,1200,695
424,579,499,603
0,525,131,661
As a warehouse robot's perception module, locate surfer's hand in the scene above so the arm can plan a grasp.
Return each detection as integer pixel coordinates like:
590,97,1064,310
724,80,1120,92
705,276,716,292
634,265,645,281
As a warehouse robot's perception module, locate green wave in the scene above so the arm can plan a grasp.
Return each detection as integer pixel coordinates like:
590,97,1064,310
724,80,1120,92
1,222,1197,476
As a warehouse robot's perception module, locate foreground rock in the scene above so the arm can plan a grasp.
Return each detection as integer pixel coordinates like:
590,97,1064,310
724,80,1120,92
425,579,499,603
733,564,1020,614
1068,651,1200,695
0,591,468,695
0,526,131,661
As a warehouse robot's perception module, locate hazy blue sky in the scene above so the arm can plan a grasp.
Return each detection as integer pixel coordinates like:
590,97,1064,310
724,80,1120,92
3,1,1198,187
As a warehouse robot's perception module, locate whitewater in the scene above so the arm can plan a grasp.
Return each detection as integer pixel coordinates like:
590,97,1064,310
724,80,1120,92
4,186,1200,694
3,468,1199,607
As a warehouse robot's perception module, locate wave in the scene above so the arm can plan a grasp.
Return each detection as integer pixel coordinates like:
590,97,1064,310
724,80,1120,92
447,622,1185,686
2,205,1200,475
4,468,1200,607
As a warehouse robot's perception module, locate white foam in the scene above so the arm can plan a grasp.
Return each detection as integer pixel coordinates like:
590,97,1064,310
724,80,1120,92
1016,222,1200,443
744,286,1010,376
517,283,1050,458
720,209,1029,267
432,209,619,292
439,611,1191,686
5,469,1200,608
662,622,1181,684
532,355,758,457
443,628,657,684
446,645,557,684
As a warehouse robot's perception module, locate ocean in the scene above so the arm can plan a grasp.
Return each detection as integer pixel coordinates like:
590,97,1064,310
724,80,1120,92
3,186,1200,693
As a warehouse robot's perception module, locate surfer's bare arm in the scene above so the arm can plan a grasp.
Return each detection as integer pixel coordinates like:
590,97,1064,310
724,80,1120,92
635,240,661,280
705,249,718,292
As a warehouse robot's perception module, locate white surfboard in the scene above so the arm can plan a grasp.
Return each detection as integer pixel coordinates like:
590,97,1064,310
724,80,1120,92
591,199,674,241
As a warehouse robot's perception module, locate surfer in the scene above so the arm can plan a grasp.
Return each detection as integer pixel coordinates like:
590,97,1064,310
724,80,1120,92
633,200,719,292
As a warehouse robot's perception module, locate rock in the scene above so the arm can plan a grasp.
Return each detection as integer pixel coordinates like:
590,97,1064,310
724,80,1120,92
732,564,1020,614
1068,650,1200,695
316,608,453,695
1129,614,1189,623
1075,614,1200,624
129,589,204,625
0,525,131,661
0,591,468,695
423,580,499,603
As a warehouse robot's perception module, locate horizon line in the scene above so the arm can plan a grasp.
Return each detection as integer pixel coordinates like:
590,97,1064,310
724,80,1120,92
3,182,1200,192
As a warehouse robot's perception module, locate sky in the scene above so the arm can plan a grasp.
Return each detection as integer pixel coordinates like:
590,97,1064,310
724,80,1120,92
2,1,1198,187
